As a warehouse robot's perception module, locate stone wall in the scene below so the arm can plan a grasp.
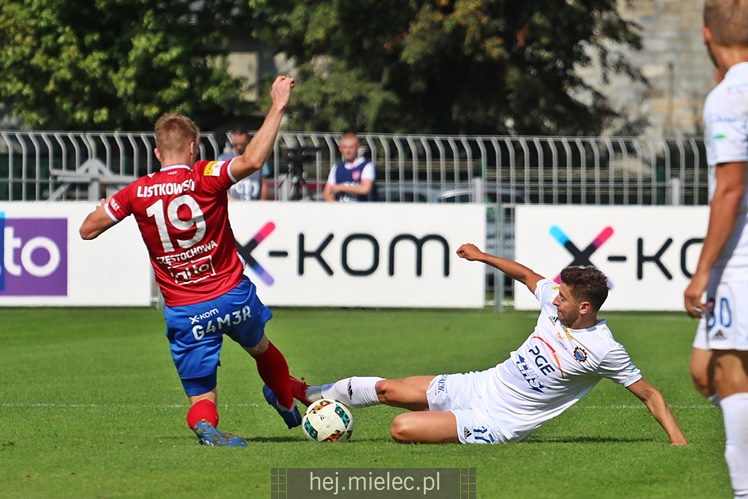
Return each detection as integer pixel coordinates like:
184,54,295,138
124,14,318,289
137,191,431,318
596,0,714,137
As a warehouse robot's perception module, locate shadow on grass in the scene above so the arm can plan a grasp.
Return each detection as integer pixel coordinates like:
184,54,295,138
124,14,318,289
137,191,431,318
151,435,301,445
249,436,310,443
529,436,654,444
249,436,384,443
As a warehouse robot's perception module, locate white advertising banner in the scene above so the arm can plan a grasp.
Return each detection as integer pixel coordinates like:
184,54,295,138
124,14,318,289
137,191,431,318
0,202,151,306
514,205,709,311
0,202,485,308
228,203,486,308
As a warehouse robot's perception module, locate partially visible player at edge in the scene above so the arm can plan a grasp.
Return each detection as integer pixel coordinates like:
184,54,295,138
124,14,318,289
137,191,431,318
290,244,687,446
684,1,748,496
80,76,299,447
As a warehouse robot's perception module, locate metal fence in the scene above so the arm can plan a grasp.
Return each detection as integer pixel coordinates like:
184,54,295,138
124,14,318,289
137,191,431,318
0,130,709,305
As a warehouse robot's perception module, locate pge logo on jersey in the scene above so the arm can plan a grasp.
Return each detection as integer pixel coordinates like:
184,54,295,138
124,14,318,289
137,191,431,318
0,216,68,296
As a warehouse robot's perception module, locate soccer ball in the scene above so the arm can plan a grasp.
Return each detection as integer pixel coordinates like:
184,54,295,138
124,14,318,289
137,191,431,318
302,399,354,442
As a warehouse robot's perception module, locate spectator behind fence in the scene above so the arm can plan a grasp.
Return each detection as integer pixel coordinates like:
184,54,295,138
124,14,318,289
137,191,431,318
322,132,377,202
220,127,271,201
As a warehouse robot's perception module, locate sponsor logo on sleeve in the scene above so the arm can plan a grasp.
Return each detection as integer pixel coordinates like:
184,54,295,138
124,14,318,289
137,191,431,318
203,161,223,177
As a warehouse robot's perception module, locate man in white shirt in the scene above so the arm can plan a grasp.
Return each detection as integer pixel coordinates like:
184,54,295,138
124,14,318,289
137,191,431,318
290,244,687,446
219,127,271,201
684,1,748,495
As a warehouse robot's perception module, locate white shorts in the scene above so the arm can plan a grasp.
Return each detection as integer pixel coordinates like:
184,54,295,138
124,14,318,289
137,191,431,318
692,279,748,351
427,372,511,445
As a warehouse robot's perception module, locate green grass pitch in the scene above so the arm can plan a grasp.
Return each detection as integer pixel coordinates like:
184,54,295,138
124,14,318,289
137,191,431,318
0,307,730,497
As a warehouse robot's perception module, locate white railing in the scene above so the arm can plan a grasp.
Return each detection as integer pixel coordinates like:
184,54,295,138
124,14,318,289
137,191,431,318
0,131,708,205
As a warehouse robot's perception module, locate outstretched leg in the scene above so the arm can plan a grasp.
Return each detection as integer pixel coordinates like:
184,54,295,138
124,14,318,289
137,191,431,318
246,335,301,428
303,375,435,410
375,376,433,411
305,376,384,407
299,375,465,444
245,335,294,409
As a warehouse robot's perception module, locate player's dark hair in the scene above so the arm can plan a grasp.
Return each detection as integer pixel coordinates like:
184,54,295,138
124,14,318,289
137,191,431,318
232,125,250,136
560,266,609,312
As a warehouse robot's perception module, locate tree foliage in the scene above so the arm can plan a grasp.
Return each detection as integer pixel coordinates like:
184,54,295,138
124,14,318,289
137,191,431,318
253,0,645,135
0,0,253,130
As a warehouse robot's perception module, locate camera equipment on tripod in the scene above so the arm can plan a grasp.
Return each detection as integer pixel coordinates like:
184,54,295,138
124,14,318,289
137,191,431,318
280,145,321,200
287,146,321,170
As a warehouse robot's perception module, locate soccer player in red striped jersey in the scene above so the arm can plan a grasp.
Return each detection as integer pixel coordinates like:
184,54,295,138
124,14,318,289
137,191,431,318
80,76,299,446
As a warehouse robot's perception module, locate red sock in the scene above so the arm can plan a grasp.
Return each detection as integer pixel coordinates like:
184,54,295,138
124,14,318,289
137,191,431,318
186,399,219,430
254,341,293,409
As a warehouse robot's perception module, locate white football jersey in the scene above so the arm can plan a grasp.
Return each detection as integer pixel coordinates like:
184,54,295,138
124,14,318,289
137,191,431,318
484,279,641,442
704,62,748,279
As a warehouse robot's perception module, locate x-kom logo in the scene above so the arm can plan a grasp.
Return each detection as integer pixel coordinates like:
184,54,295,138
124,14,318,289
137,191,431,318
549,225,614,286
236,222,276,286
236,221,451,287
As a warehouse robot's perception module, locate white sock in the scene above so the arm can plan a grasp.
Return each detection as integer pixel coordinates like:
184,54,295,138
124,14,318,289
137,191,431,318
721,393,748,498
708,393,722,408
306,377,384,407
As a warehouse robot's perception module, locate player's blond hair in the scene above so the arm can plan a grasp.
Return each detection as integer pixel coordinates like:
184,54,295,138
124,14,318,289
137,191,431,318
340,131,359,144
705,0,748,46
154,113,200,158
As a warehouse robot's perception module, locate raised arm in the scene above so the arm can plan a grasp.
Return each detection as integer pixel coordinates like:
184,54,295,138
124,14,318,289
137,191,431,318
229,76,294,182
456,243,544,294
626,378,687,446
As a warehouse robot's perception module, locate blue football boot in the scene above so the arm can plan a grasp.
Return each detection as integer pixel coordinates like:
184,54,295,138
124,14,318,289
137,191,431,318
193,420,248,447
262,385,302,429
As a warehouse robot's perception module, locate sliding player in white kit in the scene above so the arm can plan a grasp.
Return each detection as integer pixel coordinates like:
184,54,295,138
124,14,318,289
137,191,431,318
290,244,687,445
